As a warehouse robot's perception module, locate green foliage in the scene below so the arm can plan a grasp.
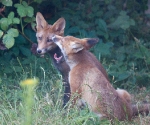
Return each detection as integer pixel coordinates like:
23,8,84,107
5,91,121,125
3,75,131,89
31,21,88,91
51,0,150,88
0,29,3,37
14,1,34,17
1,0,12,6
0,1,150,124
108,11,135,30
0,12,20,30
3,28,19,48
0,58,150,124
0,0,40,79
0,0,38,52
0,0,150,89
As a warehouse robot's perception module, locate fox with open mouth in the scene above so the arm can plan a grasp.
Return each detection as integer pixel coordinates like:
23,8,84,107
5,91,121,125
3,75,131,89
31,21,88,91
52,35,150,120
35,12,109,107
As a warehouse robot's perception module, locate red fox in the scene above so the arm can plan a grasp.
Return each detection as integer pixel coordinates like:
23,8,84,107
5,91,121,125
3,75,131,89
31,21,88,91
51,35,133,120
52,35,150,120
35,12,109,106
36,12,70,106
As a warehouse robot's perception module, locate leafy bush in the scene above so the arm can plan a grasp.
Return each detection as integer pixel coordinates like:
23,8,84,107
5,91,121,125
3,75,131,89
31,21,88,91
0,0,150,88
52,0,150,88
0,0,150,124
0,0,39,77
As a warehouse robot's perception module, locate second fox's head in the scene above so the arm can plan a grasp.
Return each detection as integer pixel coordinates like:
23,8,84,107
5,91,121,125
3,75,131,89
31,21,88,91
36,12,65,54
52,35,99,56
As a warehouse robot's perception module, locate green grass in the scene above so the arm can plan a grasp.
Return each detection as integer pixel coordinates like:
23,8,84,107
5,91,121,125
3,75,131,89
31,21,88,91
0,75,102,125
0,56,150,125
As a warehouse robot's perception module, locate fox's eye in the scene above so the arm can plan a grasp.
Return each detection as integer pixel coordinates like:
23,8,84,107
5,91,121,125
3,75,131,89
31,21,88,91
47,39,53,42
38,37,42,40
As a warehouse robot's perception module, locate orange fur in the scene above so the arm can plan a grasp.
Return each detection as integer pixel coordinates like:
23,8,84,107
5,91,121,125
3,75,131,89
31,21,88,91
36,12,71,106
36,13,150,116
52,35,133,120
35,12,109,107
116,88,131,103
36,12,109,81
36,12,65,54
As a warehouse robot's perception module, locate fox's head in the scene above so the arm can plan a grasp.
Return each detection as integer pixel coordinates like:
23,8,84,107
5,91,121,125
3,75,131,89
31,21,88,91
52,35,99,57
36,12,65,54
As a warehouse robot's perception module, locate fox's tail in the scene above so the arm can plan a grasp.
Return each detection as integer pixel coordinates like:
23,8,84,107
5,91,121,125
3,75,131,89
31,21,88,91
116,88,150,117
132,103,150,117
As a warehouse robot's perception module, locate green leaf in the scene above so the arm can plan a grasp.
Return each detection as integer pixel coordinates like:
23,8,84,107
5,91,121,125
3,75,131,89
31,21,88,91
26,6,34,17
7,18,12,25
96,19,108,39
8,12,14,19
14,3,20,8
0,18,9,30
3,34,15,49
15,4,27,17
140,44,150,57
94,40,114,56
22,1,28,7
0,30,3,38
19,46,31,57
117,72,131,82
96,19,107,32
15,2,34,18
24,17,33,23
108,11,135,30
7,28,19,37
1,0,12,6
13,18,20,24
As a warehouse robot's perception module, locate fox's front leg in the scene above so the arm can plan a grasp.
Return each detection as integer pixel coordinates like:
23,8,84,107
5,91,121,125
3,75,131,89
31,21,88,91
62,74,70,107
70,86,82,106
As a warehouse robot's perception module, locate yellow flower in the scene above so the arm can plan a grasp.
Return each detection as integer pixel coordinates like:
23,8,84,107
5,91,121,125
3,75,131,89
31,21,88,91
20,78,39,87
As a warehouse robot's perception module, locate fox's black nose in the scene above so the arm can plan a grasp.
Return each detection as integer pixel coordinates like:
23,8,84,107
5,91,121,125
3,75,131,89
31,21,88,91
37,49,42,54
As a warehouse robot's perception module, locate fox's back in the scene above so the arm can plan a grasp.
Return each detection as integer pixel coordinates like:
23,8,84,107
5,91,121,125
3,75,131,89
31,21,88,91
69,50,132,120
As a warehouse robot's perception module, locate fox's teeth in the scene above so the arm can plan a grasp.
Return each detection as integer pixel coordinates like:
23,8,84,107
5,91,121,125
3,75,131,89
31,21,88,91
54,53,62,63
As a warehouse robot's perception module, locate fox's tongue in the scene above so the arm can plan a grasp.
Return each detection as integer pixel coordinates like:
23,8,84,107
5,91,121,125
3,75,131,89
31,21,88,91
54,53,62,63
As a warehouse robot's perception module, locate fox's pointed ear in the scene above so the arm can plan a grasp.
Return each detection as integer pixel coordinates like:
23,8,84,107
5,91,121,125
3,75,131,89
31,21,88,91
36,12,48,31
71,42,84,53
82,38,99,49
52,18,65,35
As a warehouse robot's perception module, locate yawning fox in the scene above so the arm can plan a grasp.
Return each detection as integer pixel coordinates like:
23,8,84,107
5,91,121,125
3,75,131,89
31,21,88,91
35,12,109,106
51,35,133,120
52,35,150,120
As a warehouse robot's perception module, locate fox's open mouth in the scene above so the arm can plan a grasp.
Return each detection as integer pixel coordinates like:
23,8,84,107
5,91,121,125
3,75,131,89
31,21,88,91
54,53,62,63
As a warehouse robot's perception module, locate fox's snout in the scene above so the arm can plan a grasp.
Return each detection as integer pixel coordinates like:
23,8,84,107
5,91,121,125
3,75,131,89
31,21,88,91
37,49,42,54
36,48,47,54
